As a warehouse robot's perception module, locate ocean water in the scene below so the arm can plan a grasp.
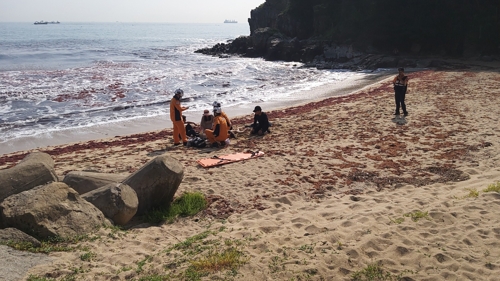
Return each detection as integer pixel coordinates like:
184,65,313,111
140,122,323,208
0,22,376,153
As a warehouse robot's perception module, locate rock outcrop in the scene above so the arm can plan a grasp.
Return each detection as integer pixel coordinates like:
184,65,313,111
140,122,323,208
123,155,184,215
0,182,110,239
81,183,138,225
0,152,58,202
63,171,127,194
197,0,500,68
0,228,41,247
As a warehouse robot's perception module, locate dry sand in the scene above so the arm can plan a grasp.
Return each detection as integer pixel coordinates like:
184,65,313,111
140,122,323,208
1,66,500,280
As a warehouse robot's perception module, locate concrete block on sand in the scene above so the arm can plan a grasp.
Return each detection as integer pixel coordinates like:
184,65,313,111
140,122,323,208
63,171,127,194
0,152,58,202
123,155,183,215
82,183,138,225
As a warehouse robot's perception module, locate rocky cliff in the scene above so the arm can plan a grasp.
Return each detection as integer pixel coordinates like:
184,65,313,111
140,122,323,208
197,0,500,69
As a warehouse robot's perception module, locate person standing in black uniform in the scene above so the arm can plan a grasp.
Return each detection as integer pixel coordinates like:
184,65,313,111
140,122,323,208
392,68,409,116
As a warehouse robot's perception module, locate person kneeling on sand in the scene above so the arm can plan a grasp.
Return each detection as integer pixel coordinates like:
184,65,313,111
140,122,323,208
212,101,232,129
251,106,271,135
213,101,237,138
205,106,230,147
199,109,213,137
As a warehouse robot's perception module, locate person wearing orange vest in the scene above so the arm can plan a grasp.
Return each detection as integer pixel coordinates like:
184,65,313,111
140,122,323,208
212,101,232,129
204,106,229,147
170,89,189,146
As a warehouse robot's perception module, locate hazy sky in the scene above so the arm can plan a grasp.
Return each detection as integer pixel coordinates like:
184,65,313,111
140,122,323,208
0,0,266,23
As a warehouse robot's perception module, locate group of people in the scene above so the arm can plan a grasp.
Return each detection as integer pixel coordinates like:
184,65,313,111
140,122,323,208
169,89,271,148
169,68,406,147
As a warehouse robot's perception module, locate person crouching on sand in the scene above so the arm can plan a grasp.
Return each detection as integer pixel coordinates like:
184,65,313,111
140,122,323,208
251,106,271,135
170,88,189,146
205,106,229,147
212,101,232,129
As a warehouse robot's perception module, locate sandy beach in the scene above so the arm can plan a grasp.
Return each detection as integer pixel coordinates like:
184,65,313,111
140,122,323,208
1,65,500,280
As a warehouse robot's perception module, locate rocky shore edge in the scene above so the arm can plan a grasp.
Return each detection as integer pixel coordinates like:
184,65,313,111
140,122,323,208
195,28,499,71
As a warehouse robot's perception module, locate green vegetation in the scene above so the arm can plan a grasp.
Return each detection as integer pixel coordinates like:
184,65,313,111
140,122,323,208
389,217,405,224
483,181,500,193
189,247,248,274
389,210,430,224
80,251,96,261
138,275,170,281
146,192,207,224
453,181,500,199
4,234,98,254
167,230,212,253
136,255,153,274
455,188,479,199
403,211,431,222
27,276,52,281
351,263,393,281
164,230,249,281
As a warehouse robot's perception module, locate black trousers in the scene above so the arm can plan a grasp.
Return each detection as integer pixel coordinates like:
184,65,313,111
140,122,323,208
394,87,407,114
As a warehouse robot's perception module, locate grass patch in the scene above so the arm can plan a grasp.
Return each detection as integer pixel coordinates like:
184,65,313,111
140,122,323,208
4,234,97,254
80,251,96,261
483,181,500,193
351,263,393,281
136,255,153,274
163,230,249,280
389,217,405,224
138,275,170,281
189,247,248,273
403,210,431,222
455,188,479,199
27,276,53,281
146,192,207,224
169,231,212,252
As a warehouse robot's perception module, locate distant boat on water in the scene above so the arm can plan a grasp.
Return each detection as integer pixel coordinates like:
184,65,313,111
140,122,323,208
224,20,237,23
34,21,60,25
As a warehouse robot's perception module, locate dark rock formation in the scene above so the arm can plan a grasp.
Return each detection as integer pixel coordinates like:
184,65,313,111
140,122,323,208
197,0,500,69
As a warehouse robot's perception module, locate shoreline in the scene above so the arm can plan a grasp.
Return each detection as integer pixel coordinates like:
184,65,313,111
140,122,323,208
2,66,500,280
0,70,391,156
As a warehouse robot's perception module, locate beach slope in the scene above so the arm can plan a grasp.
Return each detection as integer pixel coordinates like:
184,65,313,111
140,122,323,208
1,68,500,280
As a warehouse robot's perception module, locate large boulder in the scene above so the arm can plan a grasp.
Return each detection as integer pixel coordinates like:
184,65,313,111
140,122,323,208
0,152,58,202
0,227,41,247
81,183,138,225
123,155,183,215
0,182,110,239
63,171,127,194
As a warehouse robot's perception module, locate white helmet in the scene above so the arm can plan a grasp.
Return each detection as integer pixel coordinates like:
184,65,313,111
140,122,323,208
213,106,222,114
174,88,184,97
212,101,221,107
